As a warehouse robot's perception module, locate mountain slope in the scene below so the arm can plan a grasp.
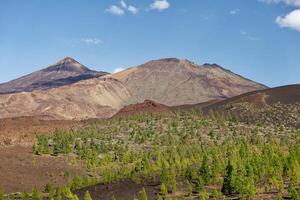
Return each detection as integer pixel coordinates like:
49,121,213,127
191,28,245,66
0,77,132,120
202,84,300,127
0,57,108,94
113,100,172,118
112,58,267,106
0,57,267,120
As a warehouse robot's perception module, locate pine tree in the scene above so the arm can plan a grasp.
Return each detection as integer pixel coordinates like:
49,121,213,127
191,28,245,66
211,189,219,200
288,184,299,200
31,187,42,200
195,176,204,193
161,183,168,197
187,181,193,198
199,155,210,184
0,192,4,200
160,159,169,184
169,167,177,194
199,190,209,200
84,191,92,200
185,166,193,182
44,182,52,193
21,192,30,200
157,194,163,200
57,193,63,200
139,188,148,200
221,160,234,196
72,194,80,200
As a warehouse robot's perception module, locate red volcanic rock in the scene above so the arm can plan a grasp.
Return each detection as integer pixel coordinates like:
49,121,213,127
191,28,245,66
114,100,172,117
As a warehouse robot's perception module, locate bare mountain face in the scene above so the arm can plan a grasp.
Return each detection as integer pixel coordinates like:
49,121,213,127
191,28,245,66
0,57,267,120
0,77,132,120
0,57,108,94
112,58,267,106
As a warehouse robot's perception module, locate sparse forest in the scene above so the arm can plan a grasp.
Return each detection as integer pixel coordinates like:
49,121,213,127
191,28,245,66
12,111,299,200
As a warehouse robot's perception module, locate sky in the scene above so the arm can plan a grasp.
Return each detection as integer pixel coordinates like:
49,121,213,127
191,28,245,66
0,0,300,87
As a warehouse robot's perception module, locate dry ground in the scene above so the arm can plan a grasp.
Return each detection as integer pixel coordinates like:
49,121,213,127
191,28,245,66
0,117,84,193
0,117,81,146
0,146,85,194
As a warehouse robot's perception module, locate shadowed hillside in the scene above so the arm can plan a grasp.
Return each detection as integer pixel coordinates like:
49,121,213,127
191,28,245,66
0,57,108,94
203,84,300,127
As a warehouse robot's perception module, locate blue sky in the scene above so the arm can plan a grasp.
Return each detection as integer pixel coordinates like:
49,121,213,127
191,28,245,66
0,0,300,87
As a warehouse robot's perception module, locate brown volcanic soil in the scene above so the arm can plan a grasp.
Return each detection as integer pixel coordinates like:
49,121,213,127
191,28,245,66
0,146,84,193
204,84,300,109
0,117,84,193
113,100,173,117
173,99,222,112
0,117,81,146
75,180,160,200
74,180,282,200
202,84,300,127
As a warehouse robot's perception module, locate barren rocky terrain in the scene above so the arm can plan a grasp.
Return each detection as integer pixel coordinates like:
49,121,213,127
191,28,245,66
0,117,81,146
0,146,85,193
0,58,267,121
0,77,132,120
112,58,267,106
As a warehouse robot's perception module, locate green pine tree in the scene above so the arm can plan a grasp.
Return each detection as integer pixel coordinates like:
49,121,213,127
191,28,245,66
21,192,30,200
221,160,234,196
44,182,52,193
0,191,4,200
139,188,148,200
199,155,210,184
157,194,163,200
195,176,204,193
288,184,299,200
84,191,92,200
161,183,168,197
211,189,219,200
185,166,193,182
31,187,42,200
199,190,209,200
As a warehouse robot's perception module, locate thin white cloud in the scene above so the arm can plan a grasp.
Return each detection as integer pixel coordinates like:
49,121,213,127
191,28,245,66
240,31,247,35
259,0,300,6
105,5,125,16
229,9,240,15
82,38,102,45
128,5,139,14
276,9,300,31
120,0,127,9
106,1,138,16
113,67,125,73
150,0,170,11
240,31,261,41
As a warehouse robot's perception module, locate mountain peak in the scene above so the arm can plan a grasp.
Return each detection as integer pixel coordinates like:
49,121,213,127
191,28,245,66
139,58,199,71
146,58,198,66
149,58,180,63
45,57,90,73
56,57,79,65
0,57,108,94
